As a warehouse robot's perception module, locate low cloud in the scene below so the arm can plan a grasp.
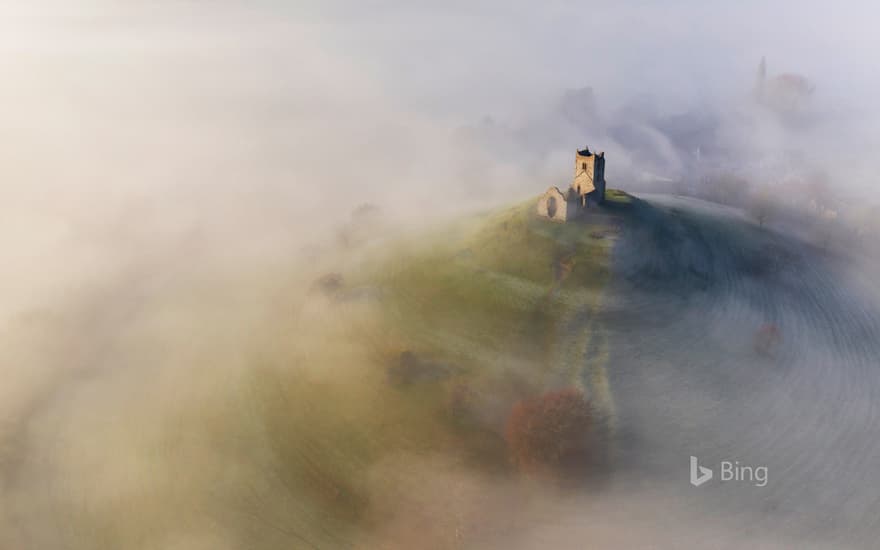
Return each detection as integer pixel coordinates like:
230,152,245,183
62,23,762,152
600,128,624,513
1,2,880,548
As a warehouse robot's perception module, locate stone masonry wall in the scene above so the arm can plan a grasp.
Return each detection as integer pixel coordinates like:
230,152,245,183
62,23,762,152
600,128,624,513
537,187,569,222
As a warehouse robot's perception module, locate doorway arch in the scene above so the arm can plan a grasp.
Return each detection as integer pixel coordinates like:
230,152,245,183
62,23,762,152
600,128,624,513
547,195,558,218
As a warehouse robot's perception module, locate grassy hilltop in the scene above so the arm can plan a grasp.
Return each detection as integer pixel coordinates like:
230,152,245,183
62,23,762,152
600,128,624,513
238,194,631,545
14,192,632,549
28,188,880,549
362,197,623,410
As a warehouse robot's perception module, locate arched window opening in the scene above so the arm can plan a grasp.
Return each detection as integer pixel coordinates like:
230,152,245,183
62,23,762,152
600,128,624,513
546,196,558,218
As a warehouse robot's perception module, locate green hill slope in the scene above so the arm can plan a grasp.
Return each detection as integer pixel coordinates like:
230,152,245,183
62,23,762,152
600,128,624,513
245,195,628,546
365,198,618,396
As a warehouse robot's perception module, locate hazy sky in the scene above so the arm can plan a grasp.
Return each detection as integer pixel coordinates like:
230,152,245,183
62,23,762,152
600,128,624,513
2,4,880,549
1,1,879,317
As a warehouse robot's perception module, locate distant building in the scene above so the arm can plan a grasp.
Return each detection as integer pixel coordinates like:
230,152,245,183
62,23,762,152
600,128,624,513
537,148,606,222
755,56,814,112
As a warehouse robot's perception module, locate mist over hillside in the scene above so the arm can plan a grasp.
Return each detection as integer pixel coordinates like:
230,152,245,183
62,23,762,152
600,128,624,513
2,2,880,549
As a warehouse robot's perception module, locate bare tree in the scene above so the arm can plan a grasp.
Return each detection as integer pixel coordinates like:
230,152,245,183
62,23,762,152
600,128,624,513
749,190,776,227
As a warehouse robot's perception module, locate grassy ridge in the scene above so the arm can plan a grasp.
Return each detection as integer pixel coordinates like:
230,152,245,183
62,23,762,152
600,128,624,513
247,196,622,545
372,200,613,362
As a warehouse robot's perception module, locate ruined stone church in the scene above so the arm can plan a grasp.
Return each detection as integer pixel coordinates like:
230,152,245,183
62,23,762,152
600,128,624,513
537,148,606,222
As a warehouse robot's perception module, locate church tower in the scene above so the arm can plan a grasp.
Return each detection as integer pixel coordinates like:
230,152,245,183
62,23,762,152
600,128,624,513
537,146,609,222
572,147,606,205
755,56,767,99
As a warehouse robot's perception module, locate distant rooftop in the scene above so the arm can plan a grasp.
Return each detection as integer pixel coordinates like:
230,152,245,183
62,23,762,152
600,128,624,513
577,148,592,156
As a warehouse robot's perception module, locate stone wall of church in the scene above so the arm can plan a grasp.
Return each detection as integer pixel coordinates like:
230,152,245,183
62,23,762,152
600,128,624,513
537,187,569,222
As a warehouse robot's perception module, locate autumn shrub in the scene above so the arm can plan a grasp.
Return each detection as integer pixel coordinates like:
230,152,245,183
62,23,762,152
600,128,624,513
504,388,595,474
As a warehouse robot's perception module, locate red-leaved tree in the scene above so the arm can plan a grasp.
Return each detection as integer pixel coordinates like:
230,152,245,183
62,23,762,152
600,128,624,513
504,388,595,474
